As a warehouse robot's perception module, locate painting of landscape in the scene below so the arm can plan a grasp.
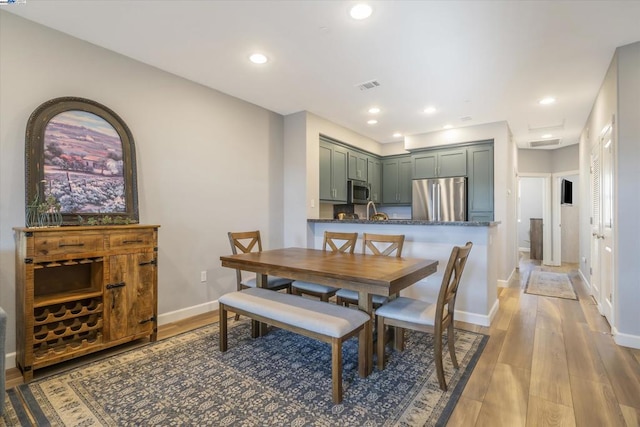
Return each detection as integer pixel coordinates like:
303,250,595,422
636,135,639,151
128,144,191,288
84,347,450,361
43,110,125,214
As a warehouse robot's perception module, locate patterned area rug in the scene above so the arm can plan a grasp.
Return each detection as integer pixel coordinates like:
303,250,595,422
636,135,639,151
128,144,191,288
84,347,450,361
2,319,487,427
524,268,578,300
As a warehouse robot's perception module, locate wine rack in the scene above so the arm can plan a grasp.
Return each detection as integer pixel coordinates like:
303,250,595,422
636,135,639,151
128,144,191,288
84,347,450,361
15,225,159,381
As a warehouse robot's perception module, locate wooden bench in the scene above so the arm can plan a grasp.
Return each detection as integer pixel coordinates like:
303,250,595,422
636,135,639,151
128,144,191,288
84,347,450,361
219,287,370,403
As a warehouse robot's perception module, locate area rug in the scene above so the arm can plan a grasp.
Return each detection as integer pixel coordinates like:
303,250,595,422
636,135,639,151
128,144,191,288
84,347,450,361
2,319,487,427
524,268,578,300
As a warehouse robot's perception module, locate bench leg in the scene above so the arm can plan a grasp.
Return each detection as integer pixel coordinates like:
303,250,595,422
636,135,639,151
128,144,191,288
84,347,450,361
219,303,228,352
332,338,343,404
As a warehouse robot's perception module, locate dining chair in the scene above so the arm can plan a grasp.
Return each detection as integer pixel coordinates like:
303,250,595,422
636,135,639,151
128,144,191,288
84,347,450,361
291,231,358,302
375,241,473,391
335,233,405,308
228,231,293,319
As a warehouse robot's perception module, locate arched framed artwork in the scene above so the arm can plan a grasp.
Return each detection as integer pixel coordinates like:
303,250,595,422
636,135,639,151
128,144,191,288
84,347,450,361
25,97,139,226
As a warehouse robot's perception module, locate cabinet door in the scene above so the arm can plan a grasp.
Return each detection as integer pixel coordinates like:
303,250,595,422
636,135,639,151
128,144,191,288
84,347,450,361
467,144,494,220
368,157,382,203
333,145,348,202
398,156,413,204
438,148,467,177
348,151,367,181
382,159,399,204
106,252,156,341
413,152,437,179
319,142,333,200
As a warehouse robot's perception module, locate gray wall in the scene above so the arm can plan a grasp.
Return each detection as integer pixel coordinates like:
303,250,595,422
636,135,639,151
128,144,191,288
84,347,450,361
518,145,579,174
0,12,286,355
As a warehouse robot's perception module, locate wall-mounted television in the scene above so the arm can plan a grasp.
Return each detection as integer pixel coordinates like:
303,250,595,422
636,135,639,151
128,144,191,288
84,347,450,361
561,179,573,205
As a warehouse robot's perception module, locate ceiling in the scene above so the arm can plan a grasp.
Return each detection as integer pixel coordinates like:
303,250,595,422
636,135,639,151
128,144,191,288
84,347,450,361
6,1,640,148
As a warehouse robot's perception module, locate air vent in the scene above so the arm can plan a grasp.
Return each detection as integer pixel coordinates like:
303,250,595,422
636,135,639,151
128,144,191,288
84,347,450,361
530,139,561,148
460,116,472,122
356,80,380,90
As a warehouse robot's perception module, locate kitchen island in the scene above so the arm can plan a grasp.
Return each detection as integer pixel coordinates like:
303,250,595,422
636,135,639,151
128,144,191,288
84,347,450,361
307,218,501,326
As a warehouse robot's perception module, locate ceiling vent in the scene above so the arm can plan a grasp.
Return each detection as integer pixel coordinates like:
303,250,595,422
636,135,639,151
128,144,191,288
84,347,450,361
356,80,380,91
529,138,561,148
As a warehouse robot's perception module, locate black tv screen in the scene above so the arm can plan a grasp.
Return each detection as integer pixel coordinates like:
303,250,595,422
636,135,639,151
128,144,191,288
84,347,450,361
561,179,573,205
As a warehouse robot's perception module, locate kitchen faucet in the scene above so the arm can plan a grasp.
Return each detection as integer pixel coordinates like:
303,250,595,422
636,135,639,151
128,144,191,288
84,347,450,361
366,200,378,220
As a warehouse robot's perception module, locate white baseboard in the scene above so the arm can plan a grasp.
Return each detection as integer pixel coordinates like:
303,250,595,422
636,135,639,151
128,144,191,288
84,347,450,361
456,299,499,327
498,268,516,288
5,352,16,369
157,299,220,326
612,327,640,349
578,268,590,292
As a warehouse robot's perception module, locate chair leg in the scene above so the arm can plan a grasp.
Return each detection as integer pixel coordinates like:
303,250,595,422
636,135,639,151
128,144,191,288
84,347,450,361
434,331,447,391
219,304,228,352
331,338,343,403
234,313,240,321
376,315,386,370
393,326,404,351
447,322,458,369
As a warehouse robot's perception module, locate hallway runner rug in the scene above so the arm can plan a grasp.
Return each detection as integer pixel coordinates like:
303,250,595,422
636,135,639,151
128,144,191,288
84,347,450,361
525,269,578,300
2,319,487,427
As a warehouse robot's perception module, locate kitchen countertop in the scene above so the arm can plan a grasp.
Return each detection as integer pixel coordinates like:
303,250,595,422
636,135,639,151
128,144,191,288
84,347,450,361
307,218,500,227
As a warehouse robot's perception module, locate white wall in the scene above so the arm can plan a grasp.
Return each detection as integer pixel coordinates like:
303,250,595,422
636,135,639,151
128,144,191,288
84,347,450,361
518,177,544,250
0,12,286,356
560,174,579,263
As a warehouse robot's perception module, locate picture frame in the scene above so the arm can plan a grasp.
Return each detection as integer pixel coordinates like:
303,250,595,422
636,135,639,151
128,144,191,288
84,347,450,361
25,97,139,226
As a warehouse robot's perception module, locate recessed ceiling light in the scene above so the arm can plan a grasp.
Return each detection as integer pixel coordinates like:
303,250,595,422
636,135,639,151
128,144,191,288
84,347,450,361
539,97,556,105
367,119,378,125
350,3,372,20
249,53,268,64
368,107,380,114
541,133,553,138
393,132,402,138
423,106,437,114
443,124,453,129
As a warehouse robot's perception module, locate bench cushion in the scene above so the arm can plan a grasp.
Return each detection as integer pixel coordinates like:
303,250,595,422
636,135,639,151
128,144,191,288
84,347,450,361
220,287,369,338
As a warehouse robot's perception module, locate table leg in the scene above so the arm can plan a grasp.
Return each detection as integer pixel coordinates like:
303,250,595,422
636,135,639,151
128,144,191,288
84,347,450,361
358,291,373,376
256,273,268,337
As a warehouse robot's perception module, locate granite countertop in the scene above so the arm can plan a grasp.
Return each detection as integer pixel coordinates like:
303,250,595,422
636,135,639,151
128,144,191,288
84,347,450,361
307,218,500,227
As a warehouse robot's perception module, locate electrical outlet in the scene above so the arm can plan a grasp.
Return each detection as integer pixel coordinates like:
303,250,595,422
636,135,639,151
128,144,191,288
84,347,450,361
200,271,207,282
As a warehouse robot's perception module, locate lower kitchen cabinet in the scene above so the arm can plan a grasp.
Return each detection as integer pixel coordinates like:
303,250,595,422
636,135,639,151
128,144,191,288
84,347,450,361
14,225,159,381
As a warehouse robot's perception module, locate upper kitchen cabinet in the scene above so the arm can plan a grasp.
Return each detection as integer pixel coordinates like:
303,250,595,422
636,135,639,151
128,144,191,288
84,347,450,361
467,143,494,221
367,156,382,203
348,150,368,181
413,147,467,179
319,139,348,203
382,155,412,205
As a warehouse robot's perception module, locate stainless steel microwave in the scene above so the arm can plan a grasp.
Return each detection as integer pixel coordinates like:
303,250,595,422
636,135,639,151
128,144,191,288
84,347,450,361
348,180,370,204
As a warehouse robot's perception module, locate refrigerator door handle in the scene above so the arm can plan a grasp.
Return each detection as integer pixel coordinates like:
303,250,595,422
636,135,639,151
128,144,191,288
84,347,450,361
437,183,441,221
431,183,437,221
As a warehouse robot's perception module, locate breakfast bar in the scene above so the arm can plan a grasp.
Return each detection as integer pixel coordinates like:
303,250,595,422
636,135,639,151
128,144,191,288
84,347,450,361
307,219,501,327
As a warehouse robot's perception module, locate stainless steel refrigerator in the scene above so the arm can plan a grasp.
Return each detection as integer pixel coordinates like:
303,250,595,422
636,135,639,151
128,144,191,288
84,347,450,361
412,177,467,221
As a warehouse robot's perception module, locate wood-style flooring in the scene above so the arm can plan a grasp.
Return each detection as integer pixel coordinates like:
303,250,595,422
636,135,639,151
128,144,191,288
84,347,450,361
5,255,640,426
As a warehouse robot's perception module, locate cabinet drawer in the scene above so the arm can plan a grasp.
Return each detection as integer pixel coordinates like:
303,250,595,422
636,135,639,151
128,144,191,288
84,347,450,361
109,230,155,249
34,234,104,257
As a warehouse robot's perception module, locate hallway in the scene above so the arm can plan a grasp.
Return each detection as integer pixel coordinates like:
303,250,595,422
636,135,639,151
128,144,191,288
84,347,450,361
448,255,640,426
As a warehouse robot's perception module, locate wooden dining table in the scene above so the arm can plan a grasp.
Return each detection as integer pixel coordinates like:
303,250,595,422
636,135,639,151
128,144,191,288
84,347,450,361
220,247,438,375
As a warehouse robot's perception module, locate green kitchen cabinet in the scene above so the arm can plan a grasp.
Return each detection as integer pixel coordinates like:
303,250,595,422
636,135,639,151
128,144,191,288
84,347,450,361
348,150,368,181
467,143,494,220
382,155,412,205
367,156,382,203
319,139,348,202
413,147,467,179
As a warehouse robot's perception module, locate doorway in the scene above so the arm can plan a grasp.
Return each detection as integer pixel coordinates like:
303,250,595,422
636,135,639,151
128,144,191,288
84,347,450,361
517,175,551,265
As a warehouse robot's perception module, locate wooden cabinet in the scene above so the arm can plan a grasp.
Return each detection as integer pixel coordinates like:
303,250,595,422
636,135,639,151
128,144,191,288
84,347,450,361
413,147,467,179
14,225,159,381
319,139,348,202
382,155,412,205
367,156,382,203
348,150,368,181
467,144,494,221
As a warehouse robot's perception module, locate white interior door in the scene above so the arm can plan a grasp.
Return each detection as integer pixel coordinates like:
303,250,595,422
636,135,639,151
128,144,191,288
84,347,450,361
590,122,615,325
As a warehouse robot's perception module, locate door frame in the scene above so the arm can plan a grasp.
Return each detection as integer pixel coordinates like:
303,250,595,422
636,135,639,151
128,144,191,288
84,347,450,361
517,173,552,265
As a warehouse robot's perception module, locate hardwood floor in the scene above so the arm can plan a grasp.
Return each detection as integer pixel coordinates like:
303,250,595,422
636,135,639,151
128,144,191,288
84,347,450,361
4,255,640,426
448,255,640,427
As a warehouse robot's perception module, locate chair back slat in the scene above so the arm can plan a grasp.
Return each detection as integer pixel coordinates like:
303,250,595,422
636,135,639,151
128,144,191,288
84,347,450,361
323,231,358,253
228,231,262,255
362,233,405,257
435,242,473,329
